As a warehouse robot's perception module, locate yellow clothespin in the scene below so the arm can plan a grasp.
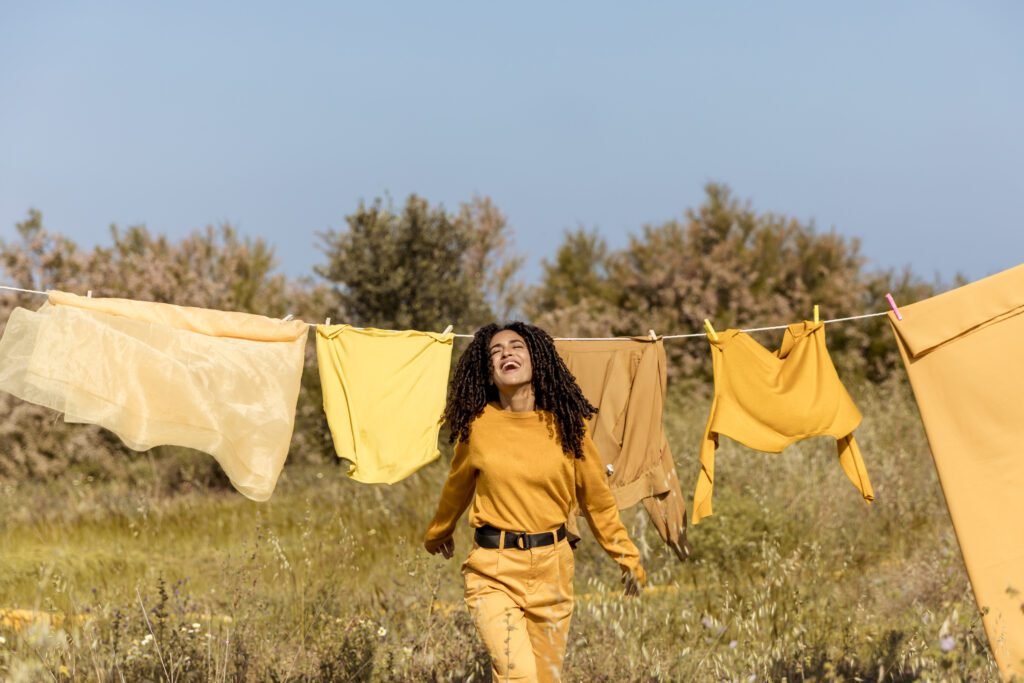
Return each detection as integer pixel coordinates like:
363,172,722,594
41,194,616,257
703,318,718,341
442,324,453,335
648,329,657,341
813,305,820,325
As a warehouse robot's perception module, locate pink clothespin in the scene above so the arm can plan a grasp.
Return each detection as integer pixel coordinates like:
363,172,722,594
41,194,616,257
885,293,903,321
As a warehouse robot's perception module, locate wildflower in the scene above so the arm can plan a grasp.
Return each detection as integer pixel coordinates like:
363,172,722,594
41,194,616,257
141,634,154,645
940,635,955,653
729,640,738,649
377,626,387,637
0,635,6,645
191,622,202,630
700,616,715,629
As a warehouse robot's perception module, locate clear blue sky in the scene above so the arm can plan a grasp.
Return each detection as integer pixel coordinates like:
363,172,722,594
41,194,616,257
2,2,1022,288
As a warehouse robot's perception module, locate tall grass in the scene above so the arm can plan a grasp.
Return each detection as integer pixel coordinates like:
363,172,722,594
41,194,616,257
0,380,999,681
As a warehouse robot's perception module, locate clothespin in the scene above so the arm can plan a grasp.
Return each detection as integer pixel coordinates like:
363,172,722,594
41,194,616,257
605,463,615,476
703,318,718,341
283,313,294,322
86,290,93,298
324,317,331,325
442,324,453,335
813,305,820,325
885,293,903,321
648,329,657,341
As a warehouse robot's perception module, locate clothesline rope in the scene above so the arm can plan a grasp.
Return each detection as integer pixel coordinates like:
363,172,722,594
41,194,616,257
0,283,891,341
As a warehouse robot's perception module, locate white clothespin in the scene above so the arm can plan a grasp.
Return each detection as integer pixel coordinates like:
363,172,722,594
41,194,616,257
442,324,453,335
86,290,93,298
283,313,294,322
325,317,331,325
648,329,657,341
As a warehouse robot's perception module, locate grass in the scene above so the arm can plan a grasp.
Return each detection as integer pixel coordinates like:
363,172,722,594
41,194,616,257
0,379,1001,681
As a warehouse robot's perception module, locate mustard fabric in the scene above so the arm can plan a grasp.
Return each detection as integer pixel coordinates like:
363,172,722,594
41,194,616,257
555,337,689,560
424,403,646,583
0,292,309,501
463,539,575,682
889,263,1024,679
315,324,453,484
693,321,874,524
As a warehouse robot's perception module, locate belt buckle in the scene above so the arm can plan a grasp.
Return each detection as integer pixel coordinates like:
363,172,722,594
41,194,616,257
513,532,529,550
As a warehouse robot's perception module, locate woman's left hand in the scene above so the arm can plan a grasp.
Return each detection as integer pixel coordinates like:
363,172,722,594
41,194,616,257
622,570,642,597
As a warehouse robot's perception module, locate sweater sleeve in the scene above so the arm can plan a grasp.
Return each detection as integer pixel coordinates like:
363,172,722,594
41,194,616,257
575,436,647,584
424,440,477,552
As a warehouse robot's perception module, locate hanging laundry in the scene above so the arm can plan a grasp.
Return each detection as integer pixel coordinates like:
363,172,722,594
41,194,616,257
555,338,689,560
315,324,453,484
888,263,1024,679
0,291,309,501
692,321,874,524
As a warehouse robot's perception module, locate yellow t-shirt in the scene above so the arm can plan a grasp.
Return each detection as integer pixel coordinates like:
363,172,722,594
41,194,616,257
424,403,646,582
316,324,453,484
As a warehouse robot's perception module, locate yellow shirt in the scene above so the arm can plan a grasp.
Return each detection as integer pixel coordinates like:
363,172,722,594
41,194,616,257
424,403,645,581
693,321,874,523
316,324,453,484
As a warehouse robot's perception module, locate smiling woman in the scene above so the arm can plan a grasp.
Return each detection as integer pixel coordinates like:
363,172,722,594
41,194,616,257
424,321,646,682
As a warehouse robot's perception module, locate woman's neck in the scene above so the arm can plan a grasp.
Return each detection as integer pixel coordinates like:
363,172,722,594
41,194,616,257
496,385,535,412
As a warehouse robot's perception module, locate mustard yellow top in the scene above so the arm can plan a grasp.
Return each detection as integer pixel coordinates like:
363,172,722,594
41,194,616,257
316,324,454,484
424,403,646,582
692,321,874,523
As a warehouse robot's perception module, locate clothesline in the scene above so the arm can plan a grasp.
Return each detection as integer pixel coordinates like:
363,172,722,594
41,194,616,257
0,283,891,341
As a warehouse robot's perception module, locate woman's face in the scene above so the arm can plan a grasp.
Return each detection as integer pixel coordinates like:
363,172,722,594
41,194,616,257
488,329,533,391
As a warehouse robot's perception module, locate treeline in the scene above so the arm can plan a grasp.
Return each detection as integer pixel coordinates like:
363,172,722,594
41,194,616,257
0,183,934,484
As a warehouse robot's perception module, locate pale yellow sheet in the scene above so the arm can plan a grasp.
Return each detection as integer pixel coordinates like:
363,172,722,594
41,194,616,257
316,325,453,484
889,263,1024,679
0,292,309,501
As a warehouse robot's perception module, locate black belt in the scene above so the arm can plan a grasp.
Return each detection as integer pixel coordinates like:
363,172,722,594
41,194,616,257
474,524,567,550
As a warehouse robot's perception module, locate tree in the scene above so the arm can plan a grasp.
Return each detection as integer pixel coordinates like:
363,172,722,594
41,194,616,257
316,194,524,331
531,183,934,386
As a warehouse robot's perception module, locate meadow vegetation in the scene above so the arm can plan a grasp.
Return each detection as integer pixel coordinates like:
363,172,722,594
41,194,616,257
0,186,998,680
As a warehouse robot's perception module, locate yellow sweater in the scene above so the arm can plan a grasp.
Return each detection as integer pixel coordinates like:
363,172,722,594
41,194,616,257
692,321,874,524
424,403,646,582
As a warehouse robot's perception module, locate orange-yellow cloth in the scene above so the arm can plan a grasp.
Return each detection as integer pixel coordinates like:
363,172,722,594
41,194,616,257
889,263,1024,679
424,403,646,582
555,338,688,560
0,292,309,501
315,324,453,484
693,321,874,524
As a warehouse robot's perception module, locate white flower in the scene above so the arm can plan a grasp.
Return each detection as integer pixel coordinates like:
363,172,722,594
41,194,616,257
191,622,202,630
377,626,387,637
0,635,7,645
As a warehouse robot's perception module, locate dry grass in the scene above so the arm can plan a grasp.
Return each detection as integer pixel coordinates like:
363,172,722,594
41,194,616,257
0,380,1000,681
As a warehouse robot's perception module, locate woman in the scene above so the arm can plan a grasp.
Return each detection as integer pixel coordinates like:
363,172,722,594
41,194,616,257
424,322,646,682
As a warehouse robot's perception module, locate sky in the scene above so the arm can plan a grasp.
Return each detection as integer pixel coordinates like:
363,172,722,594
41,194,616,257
1,2,1022,291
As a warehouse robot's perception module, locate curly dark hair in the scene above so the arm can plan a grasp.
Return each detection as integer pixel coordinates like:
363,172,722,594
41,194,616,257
443,322,597,458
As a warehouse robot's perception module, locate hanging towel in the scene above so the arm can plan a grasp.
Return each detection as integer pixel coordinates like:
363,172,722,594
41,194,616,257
692,321,874,524
555,338,689,560
315,324,453,484
0,291,309,501
889,263,1024,679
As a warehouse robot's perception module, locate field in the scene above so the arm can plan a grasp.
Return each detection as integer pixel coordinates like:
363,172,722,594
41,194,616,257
0,380,999,681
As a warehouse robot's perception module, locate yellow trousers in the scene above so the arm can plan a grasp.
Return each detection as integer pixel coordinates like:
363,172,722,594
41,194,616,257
462,536,575,682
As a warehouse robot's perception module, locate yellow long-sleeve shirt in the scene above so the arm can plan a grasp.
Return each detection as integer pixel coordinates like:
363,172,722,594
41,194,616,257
424,403,646,582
